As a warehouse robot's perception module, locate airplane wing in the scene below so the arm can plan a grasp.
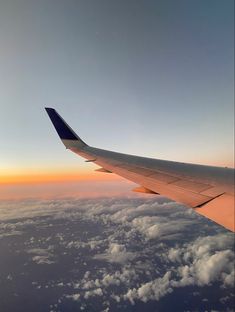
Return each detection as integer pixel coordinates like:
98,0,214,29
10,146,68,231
45,108,235,232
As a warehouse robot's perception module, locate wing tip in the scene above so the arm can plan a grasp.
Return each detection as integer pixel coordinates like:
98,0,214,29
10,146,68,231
45,107,54,111
45,107,87,145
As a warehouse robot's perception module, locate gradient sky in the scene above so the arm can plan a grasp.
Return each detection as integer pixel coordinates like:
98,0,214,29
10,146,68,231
0,0,234,190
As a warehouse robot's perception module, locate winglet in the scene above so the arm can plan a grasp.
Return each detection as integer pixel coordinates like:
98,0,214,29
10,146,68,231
45,107,87,147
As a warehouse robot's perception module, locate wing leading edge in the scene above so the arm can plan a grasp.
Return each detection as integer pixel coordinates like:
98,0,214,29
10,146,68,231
45,108,235,232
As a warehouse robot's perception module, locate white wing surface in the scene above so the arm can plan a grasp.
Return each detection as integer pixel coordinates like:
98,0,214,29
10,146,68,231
45,108,235,232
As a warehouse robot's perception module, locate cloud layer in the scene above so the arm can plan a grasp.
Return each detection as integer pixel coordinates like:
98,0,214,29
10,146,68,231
0,196,234,311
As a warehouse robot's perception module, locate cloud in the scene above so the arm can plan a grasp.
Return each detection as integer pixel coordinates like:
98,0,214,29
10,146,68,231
94,243,136,264
0,218,39,238
1,196,233,308
123,233,234,304
166,234,234,288
124,271,173,304
65,293,81,301
27,247,55,264
84,288,103,299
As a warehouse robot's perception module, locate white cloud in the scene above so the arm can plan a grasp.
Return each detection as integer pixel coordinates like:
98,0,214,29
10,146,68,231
84,288,103,299
65,293,81,301
193,250,233,285
77,266,139,297
168,247,181,262
124,271,173,304
167,234,234,288
109,243,126,254
222,269,235,287
1,196,234,307
111,294,121,302
94,242,136,264
27,247,55,264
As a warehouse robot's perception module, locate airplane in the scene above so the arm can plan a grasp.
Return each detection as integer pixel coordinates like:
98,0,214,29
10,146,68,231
45,108,235,232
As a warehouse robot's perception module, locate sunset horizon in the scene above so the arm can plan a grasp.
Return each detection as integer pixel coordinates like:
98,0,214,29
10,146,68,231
0,1,234,311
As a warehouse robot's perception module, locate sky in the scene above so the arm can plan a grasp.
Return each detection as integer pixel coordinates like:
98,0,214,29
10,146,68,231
0,0,234,197
0,3,234,310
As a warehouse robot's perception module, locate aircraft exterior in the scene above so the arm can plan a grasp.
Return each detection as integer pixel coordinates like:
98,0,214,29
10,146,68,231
45,108,235,232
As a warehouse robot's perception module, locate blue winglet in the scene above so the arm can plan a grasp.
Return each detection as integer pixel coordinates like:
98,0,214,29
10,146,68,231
45,107,87,145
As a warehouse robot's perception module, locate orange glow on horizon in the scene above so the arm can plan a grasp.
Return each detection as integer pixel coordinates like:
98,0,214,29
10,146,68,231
0,170,121,185
0,177,134,201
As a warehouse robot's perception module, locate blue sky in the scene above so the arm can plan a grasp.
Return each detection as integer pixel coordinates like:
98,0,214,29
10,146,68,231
0,0,234,177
